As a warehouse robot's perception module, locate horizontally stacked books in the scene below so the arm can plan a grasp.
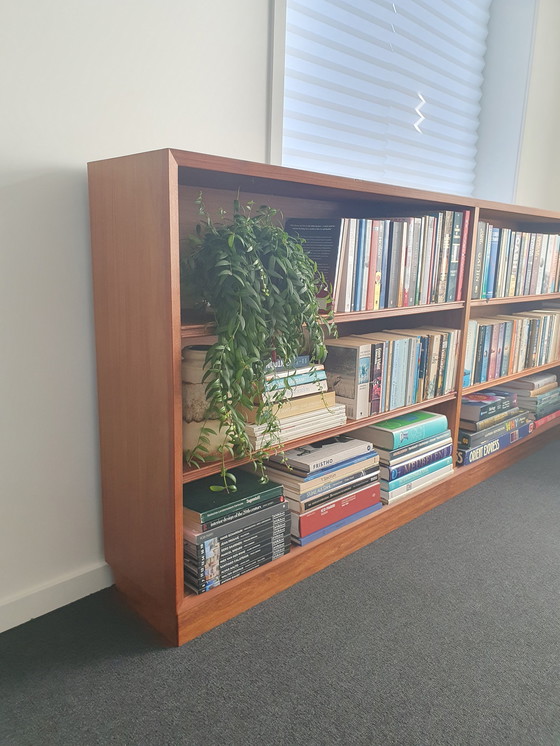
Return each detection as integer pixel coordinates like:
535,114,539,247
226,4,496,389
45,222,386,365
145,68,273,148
463,306,560,387
244,355,346,448
496,372,560,425
456,390,533,466
286,210,470,314
471,223,560,301
182,469,290,594
324,328,459,420
353,411,452,504
262,436,381,546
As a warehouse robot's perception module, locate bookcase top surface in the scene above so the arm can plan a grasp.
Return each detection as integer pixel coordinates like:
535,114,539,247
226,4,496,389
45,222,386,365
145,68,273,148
88,147,560,225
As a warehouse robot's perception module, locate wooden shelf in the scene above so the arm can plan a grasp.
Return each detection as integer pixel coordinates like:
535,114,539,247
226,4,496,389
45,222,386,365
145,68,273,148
177,416,560,644
463,359,560,394
88,148,560,646
470,292,560,307
182,392,456,483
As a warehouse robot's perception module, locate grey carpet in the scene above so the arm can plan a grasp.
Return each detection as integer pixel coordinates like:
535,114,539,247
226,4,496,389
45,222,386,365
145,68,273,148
1,440,560,746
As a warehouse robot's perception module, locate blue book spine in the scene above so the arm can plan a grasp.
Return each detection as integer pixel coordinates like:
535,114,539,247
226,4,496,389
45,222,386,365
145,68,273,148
381,456,453,491
352,219,367,311
389,339,407,410
292,503,382,546
500,321,513,377
265,369,326,391
485,227,501,299
385,443,453,481
457,422,534,466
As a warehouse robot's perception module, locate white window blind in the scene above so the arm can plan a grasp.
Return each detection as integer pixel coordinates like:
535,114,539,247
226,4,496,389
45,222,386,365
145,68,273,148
282,0,492,195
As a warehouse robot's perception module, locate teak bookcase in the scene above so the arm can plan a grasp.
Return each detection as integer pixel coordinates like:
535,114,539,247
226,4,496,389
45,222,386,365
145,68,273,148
87,148,560,645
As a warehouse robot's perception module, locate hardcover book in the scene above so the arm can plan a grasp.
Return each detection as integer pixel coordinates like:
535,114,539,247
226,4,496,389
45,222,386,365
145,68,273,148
457,421,534,466
291,503,383,546
355,410,448,450
291,482,381,538
266,435,375,474
183,469,284,527
460,392,517,422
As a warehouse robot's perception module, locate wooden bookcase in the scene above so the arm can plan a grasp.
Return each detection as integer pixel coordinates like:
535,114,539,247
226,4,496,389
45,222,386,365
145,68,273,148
87,148,560,645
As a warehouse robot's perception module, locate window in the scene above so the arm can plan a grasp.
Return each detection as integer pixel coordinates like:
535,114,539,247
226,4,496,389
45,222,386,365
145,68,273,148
280,0,492,195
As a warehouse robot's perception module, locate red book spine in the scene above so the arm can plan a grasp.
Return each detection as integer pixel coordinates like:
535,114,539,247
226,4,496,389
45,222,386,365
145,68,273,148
297,482,381,537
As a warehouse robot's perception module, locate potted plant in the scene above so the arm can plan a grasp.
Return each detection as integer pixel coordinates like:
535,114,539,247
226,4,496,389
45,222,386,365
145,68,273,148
181,197,336,489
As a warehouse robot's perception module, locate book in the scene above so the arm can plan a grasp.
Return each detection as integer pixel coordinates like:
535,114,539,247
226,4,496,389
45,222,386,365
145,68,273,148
291,482,381,538
458,410,531,448
184,494,286,532
182,469,284,527
262,378,328,402
286,470,380,513
262,452,380,492
533,409,560,428
379,442,453,481
497,372,557,391
380,456,453,492
355,410,448,450
324,338,372,419
457,421,535,466
380,463,454,504
291,503,383,546
183,502,289,545
240,390,337,425
264,368,327,391
458,407,522,433
285,218,344,309
266,435,375,474
459,392,517,422
371,430,452,464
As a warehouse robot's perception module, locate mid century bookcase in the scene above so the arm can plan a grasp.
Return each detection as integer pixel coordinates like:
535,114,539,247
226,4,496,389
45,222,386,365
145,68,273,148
87,148,560,645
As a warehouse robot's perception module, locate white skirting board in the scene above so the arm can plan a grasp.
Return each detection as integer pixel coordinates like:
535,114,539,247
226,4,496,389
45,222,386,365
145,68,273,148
0,562,113,634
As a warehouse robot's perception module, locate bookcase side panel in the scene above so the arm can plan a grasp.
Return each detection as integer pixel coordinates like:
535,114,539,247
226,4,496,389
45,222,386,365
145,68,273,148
88,150,182,625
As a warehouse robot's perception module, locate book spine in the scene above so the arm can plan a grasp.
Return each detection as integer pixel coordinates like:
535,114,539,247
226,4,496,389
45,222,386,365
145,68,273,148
383,417,448,450
446,211,463,301
264,369,326,391
471,221,487,299
293,482,381,538
194,495,286,531
455,210,470,301
457,422,535,465
263,379,328,402
375,429,452,462
458,411,530,448
289,472,380,513
184,502,288,544
190,484,284,524
382,443,453,481
381,456,453,491
292,504,382,546
463,320,478,387
381,464,454,503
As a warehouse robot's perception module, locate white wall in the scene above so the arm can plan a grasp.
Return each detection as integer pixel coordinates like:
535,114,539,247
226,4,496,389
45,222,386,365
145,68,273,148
2,0,560,635
515,0,560,210
0,0,272,633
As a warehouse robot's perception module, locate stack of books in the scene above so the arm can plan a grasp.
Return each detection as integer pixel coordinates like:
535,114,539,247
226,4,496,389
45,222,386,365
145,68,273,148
471,223,560,300
456,390,533,466
262,436,382,546
286,210,470,314
353,410,452,504
463,307,560,387
182,468,290,594
324,327,459,420
490,372,560,426
243,355,347,448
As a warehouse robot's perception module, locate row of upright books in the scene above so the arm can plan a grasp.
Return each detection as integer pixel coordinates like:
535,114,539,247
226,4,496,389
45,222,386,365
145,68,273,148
463,306,560,387
471,224,560,300
324,327,460,420
286,211,469,314
457,373,560,466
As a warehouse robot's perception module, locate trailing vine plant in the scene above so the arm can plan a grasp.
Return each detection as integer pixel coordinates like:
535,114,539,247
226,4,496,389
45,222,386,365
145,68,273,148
181,196,336,490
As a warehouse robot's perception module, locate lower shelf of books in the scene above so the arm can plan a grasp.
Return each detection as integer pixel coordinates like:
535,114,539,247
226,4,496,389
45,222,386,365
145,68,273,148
175,418,560,643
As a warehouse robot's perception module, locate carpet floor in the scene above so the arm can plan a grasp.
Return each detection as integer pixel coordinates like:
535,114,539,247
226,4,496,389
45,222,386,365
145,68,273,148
1,440,560,745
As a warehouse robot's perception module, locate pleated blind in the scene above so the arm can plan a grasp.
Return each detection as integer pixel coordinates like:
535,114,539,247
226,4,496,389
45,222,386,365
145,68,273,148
282,0,492,195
